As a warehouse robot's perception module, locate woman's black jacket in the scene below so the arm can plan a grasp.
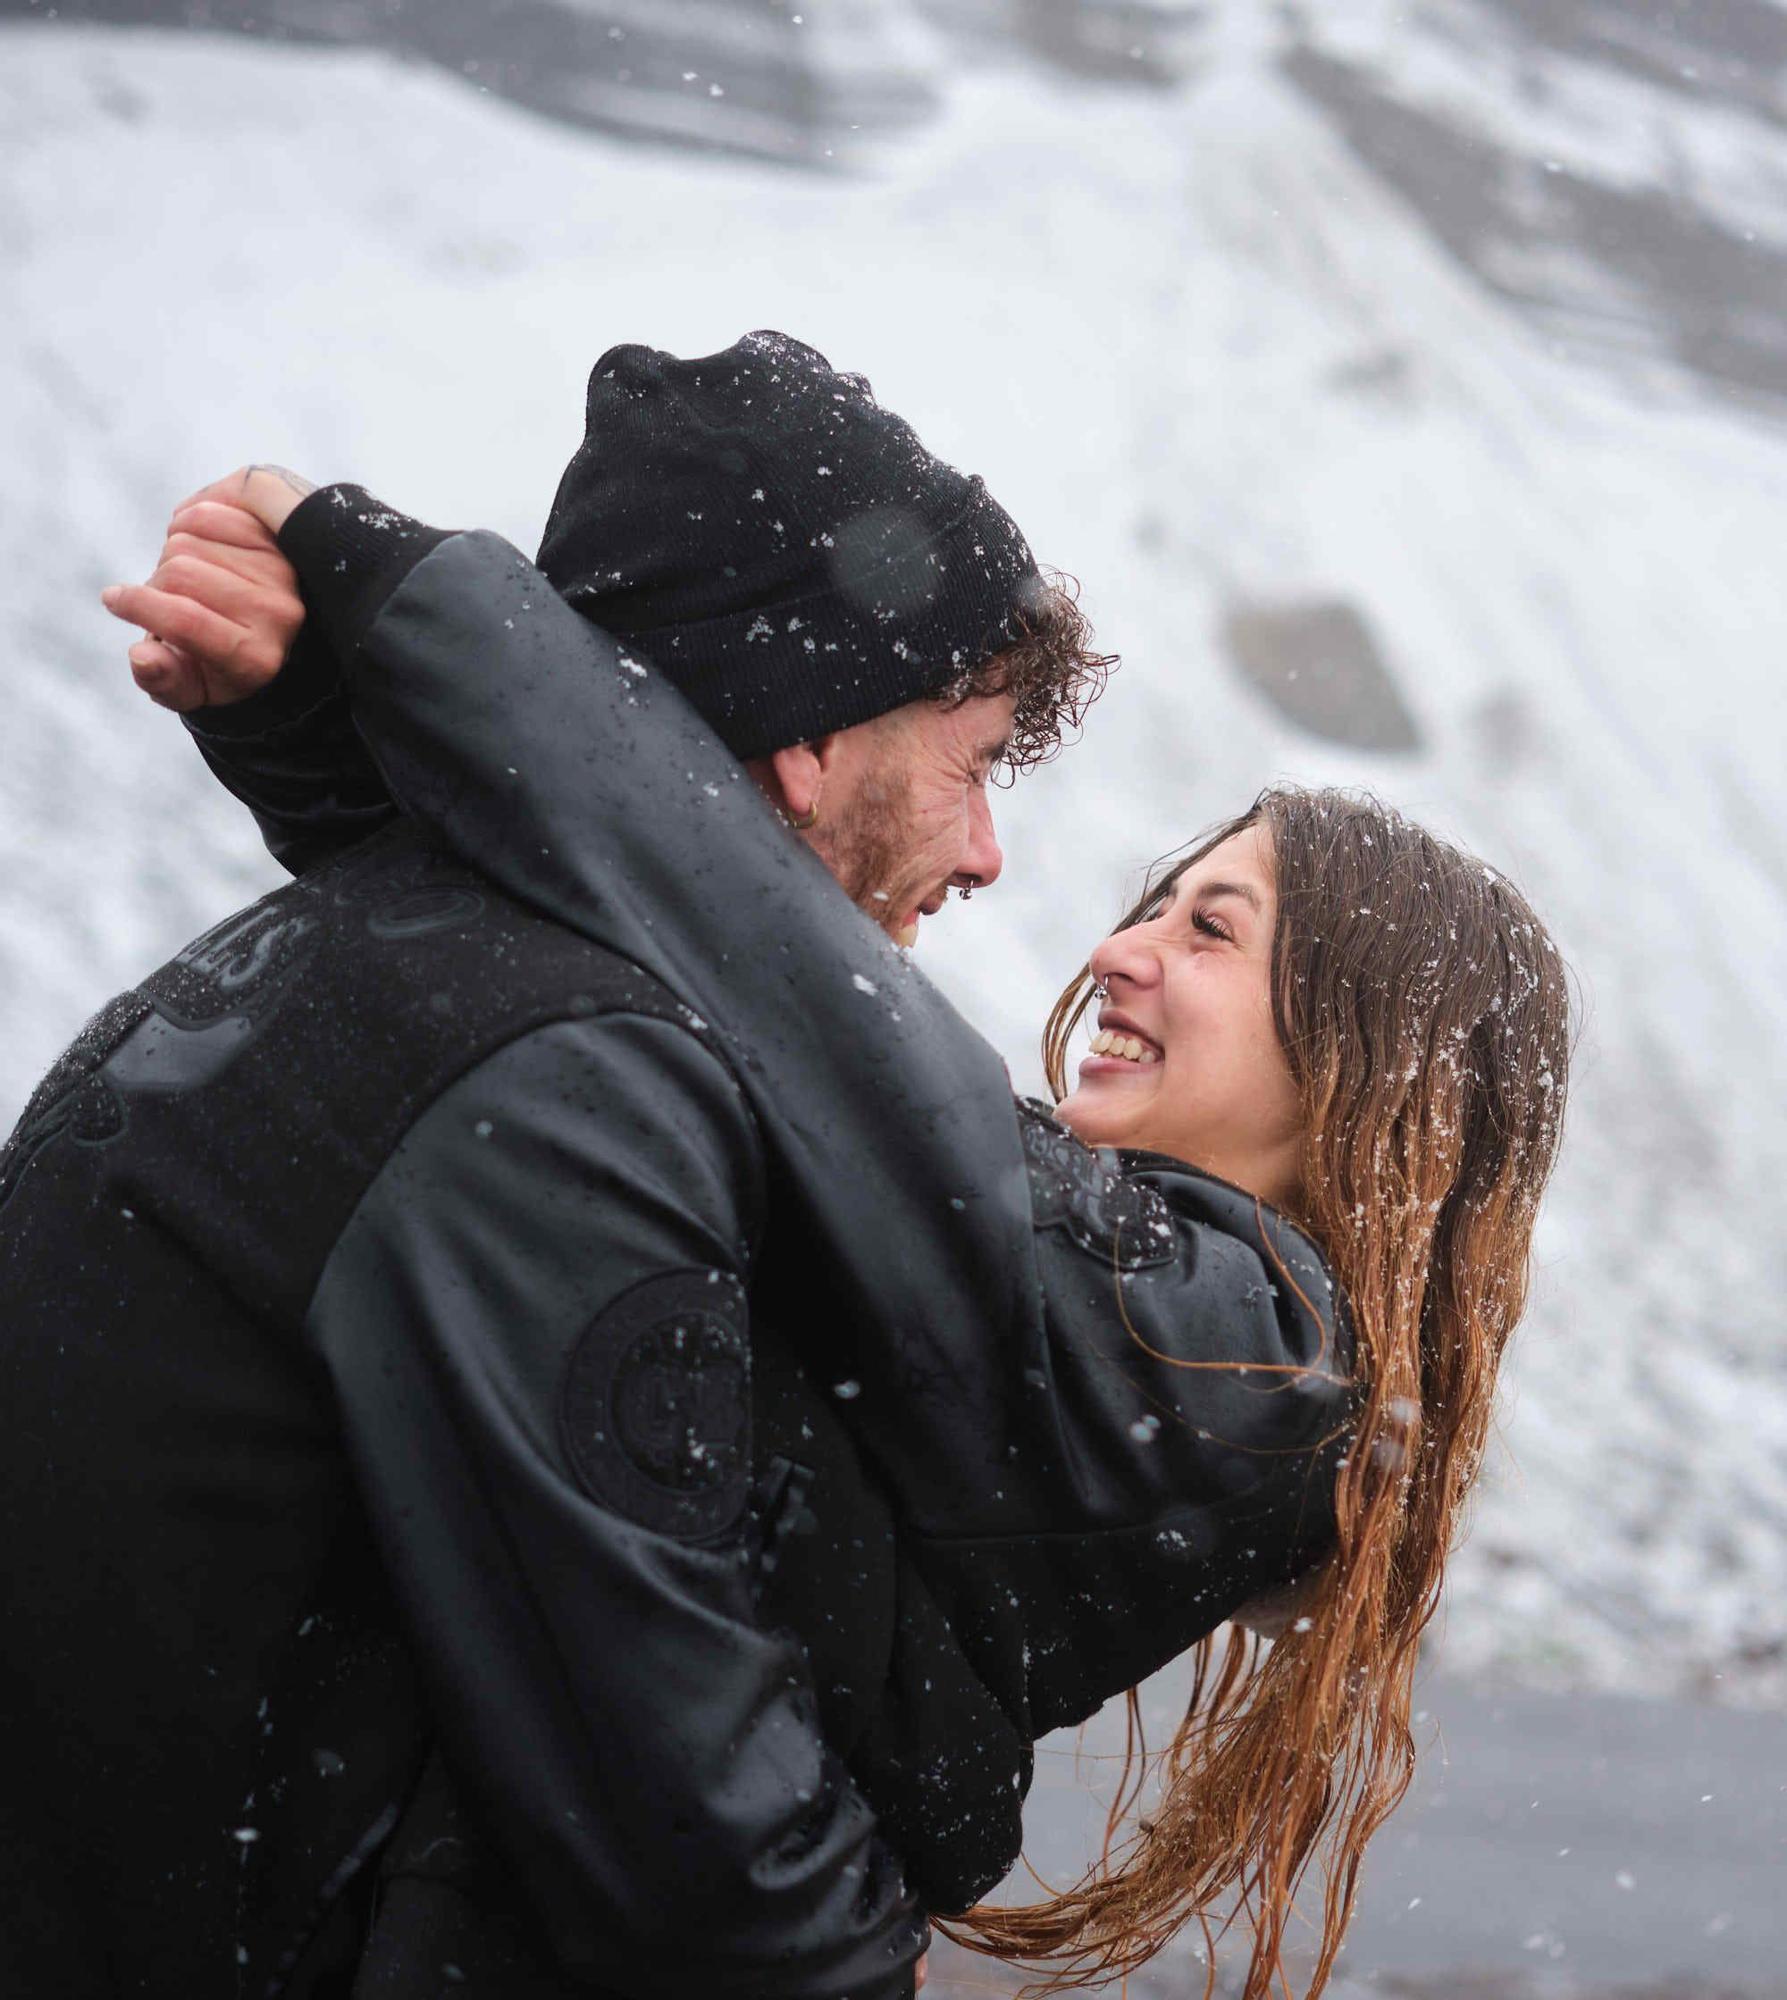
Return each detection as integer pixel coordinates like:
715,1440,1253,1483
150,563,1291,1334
172,489,1355,1993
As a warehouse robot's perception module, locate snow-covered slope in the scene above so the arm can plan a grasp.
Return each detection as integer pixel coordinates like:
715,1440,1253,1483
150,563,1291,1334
1286,0,1787,411
4,15,1784,1703
0,0,945,163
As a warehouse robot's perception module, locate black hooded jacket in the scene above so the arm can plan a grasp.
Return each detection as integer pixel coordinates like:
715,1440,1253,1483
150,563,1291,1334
0,491,1352,2000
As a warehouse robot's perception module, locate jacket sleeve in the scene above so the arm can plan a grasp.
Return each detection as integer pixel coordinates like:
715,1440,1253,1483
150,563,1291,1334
181,625,399,875
179,498,464,871
311,1005,924,2000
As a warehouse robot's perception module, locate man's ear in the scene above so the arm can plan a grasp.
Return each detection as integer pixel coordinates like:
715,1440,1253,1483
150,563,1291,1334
754,741,822,822
755,732,853,824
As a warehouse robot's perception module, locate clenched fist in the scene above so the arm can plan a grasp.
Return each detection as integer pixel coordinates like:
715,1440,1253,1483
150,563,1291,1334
100,466,316,711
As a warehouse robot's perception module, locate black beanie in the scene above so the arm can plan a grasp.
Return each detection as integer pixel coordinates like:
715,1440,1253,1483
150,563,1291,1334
535,330,1042,761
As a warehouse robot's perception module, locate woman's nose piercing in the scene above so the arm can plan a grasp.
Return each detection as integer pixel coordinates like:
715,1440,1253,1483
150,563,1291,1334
1092,981,1109,1001
957,881,975,902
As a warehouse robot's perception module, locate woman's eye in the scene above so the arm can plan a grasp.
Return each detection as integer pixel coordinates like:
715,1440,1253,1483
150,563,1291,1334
1192,909,1233,942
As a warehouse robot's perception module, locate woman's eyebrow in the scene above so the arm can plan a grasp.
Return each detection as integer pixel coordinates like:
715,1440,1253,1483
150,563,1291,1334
1187,878,1263,913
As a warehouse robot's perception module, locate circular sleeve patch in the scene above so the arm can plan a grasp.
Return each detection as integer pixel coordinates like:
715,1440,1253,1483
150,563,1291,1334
558,1270,751,1544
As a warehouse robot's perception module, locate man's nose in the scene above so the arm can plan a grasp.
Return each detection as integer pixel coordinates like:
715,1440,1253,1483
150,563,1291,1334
956,790,1004,892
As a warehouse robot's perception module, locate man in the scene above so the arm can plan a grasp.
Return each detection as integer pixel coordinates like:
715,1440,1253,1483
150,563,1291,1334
125,331,1105,942
4,336,1344,1998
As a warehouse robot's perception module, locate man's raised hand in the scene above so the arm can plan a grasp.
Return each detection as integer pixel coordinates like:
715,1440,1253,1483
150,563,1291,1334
101,468,316,711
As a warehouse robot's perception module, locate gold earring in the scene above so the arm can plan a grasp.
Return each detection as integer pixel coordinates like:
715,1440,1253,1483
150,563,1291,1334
789,801,820,831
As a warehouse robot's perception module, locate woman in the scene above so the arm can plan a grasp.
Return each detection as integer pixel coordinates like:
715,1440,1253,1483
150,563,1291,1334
987,788,1570,1993
111,477,1569,2000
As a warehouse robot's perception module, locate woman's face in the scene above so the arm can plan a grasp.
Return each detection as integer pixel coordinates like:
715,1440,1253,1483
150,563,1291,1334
1054,824,1305,1209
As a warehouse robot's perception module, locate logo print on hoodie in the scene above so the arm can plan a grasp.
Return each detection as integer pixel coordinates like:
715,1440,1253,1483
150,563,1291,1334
561,1270,751,1543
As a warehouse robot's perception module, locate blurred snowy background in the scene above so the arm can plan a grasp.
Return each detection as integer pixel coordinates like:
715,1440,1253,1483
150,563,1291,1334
4,0,1785,1717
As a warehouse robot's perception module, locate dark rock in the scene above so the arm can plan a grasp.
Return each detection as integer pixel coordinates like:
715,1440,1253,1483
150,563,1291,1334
0,0,940,165
1221,594,1423,752
914,0,1204,85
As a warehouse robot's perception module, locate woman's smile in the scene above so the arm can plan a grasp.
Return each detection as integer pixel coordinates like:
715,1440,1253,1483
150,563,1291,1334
1081,1006,1163,1070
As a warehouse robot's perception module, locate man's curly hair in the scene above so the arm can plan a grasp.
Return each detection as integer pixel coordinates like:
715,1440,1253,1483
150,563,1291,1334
938,569,1117,778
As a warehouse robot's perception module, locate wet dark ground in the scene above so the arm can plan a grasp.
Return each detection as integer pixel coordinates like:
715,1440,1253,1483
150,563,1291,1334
924,1676,1787,1999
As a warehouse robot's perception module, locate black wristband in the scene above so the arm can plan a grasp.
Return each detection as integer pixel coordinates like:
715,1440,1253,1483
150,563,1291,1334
183,622,345,743
276,484,453,667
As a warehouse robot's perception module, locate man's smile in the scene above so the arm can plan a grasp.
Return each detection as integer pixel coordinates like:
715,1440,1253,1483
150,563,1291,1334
890,889,951,951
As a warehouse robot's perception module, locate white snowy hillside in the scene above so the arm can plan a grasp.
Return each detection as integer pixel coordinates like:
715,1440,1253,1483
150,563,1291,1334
3,8,1785,1706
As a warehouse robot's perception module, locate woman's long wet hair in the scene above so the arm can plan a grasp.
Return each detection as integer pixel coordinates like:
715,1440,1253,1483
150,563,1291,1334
945,786,1572,1999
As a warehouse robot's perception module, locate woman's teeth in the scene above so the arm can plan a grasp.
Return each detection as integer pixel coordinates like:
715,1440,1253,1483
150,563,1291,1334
1090,1030,1158,1066
893,921,919,949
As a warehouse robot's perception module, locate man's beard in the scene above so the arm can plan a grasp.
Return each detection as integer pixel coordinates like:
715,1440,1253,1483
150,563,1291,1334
810,764,921,936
